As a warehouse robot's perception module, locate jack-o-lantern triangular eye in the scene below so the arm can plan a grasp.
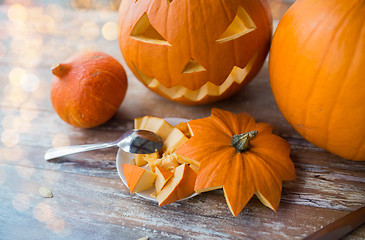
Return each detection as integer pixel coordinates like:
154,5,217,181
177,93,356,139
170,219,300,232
131,13,171,46
216,7,257,43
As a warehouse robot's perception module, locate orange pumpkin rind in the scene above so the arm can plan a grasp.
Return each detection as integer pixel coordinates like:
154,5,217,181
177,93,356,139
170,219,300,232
176,108,296,216
50,51,128,128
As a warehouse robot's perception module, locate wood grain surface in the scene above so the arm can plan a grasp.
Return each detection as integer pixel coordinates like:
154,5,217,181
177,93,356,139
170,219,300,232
0,1,364,239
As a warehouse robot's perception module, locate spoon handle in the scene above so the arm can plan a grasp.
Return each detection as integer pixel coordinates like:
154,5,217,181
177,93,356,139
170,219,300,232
44,142,116,161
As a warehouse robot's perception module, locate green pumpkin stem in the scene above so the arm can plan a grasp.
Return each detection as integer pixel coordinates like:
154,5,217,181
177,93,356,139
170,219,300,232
232,131,258,152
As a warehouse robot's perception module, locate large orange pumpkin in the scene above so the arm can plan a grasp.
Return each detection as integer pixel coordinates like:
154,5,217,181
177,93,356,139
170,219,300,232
269,0,365,161
50,51,128,128
118,0,272,105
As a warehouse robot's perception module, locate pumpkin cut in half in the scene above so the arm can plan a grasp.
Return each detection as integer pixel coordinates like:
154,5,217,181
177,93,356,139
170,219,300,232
176,108,296,216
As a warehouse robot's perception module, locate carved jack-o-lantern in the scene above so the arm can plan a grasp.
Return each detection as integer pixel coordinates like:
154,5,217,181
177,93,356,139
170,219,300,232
118,0,272,105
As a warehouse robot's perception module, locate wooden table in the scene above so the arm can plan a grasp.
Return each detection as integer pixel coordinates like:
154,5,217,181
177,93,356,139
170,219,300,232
0,1,364,239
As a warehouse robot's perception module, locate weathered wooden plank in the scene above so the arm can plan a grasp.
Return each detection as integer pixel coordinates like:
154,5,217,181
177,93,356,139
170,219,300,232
0,164,364,240
0,95,364,212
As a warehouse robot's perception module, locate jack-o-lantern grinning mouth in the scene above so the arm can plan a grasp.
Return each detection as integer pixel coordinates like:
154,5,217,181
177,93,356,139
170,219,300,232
132,52,258,101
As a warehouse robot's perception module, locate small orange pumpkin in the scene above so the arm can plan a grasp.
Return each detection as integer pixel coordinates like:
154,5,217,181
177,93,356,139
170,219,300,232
269,0,365,161
50,51,128,128
176,108,296,216
118,0,272,105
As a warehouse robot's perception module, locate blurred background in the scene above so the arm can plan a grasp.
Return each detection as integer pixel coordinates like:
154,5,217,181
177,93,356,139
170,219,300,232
0,0,296,68
0,0,295,149
0,0,296,11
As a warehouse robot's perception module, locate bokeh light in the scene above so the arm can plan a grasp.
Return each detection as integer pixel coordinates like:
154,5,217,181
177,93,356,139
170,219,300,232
20,102,39,121
18,119,32,133
0,24,9,40
81,21,100,41
8,4,27,23
3,83,29,104
16,160,35,179
35,14,55,34
20,73,40,92
54,46,74,62
6,21,28,40
45,4,65,22
109,0,121,10
102,21,118,41
1,114,20,130
32,79,49,100
1,129,19,147
10,39,25,55
52,133,71,148
33,202,53,222
47,218,66,233
12,193,31,212
71,0,92,9
0,146,23,162
9,67,26,86
0,42,6,60
33,200,69,235
1,0,125,236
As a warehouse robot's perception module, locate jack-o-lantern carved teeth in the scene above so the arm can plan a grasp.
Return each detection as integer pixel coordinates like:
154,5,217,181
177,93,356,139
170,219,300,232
132,52,258,101
216,7,257,43
182,58,206,73
131,13,171,46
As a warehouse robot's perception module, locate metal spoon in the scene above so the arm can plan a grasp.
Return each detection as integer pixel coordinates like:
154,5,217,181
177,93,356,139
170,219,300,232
44,129,163,161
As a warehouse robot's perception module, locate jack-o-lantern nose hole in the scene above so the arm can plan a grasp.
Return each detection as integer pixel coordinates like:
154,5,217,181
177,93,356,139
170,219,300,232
182,58,206,73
